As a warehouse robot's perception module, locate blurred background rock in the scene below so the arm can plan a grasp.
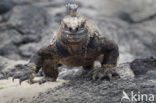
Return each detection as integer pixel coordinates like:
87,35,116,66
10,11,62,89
0,0,156,63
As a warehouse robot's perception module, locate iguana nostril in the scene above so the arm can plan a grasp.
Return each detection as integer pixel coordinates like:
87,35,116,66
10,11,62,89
75,27,78,32
69,27,72,31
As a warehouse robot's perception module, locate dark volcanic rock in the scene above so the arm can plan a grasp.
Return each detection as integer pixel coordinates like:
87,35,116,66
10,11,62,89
1,57,155,103
130,57,156,76
0,4,49,59
0,30,22,59
8,5,48,35
0,0,15,15
26,58,156,103
95,17,156,63
0,56,27,79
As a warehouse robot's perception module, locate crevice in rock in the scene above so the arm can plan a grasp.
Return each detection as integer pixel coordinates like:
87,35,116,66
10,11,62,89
134,13,156,24
118,12,156,24
11,26,25,35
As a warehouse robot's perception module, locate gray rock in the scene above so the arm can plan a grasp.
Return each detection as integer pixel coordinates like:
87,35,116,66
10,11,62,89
8,5,48,35
130,57,156,76
0,56,27,79
0,30,22,59
95,17,156,62
26,58,156,103
19,43,37,58
0,0,15,15
0,56,155,103
0,4,49,59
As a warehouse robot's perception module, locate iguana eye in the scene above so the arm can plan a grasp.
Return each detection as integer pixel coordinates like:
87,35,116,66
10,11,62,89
81,22,85,28
64,24,68,29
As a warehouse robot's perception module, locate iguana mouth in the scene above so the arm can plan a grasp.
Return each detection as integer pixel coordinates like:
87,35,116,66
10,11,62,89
60,32,88,45
66,34,83,43
62,28,88,43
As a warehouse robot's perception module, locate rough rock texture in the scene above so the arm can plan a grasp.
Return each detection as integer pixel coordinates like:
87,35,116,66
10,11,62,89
1,57,155,103
0,0,156,103
0,3,49,60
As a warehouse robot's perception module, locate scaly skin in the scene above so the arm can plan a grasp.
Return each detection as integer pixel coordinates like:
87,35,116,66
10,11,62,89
13,2,119,84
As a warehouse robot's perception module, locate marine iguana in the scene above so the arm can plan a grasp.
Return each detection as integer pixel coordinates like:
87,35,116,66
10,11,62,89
13,2,119,84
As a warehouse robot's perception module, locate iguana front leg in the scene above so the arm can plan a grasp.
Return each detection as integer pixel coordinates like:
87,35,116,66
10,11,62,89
12,53,41,84
13,44,59,84
91,37,119,80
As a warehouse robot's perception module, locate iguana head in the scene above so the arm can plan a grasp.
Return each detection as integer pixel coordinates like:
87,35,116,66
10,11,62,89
59,2,89,44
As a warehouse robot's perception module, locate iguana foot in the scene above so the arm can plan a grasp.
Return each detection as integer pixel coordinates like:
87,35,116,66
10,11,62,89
89,67,119,81
12,64,36,85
